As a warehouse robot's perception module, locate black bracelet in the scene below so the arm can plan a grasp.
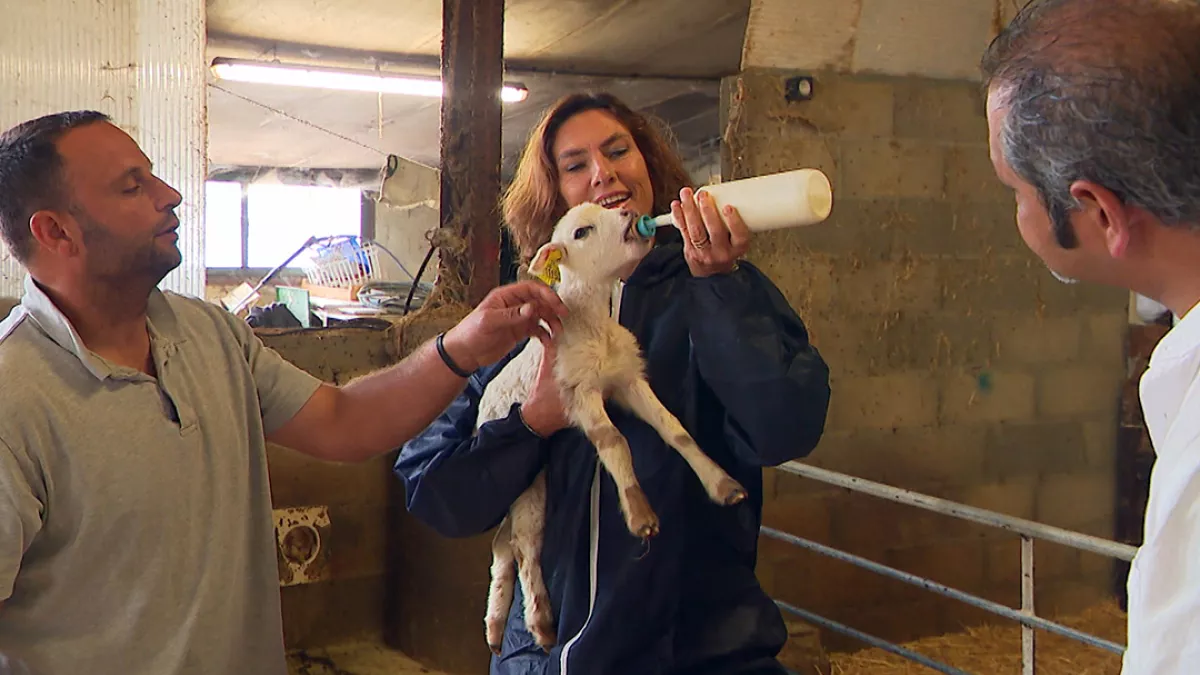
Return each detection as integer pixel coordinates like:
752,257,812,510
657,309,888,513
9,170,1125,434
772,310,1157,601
436,333,473,378
514,403,547,439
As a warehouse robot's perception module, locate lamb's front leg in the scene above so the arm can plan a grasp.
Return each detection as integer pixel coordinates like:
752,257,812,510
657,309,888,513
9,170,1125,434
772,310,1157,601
613,377,747,506
570,387,659,539
509,471,556,651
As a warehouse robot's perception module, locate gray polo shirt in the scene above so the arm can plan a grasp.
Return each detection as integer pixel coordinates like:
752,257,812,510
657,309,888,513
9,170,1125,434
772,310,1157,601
0,276,323,675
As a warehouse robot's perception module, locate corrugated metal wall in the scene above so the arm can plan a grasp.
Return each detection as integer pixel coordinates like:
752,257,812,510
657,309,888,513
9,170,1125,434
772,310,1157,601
0,0,207,298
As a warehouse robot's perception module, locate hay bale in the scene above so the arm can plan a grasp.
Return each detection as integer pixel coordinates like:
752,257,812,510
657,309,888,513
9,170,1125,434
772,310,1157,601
829,600,1126,675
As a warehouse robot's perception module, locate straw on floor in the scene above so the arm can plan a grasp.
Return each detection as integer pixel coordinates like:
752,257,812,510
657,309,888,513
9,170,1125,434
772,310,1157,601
828,600,1126,675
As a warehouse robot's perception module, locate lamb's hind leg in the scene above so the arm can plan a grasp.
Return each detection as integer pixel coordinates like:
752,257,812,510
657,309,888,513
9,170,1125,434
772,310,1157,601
613,378,747,506
510,472,556,652
571,387,659,539
485,514,515,654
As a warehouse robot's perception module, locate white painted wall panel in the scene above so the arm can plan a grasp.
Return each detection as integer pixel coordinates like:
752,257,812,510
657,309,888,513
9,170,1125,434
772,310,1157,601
0,0,206,297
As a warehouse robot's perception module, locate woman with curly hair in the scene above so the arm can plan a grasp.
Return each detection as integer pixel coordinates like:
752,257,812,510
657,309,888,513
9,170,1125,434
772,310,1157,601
395,91,831,675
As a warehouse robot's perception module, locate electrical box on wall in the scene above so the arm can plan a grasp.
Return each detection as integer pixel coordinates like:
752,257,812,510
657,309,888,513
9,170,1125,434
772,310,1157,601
273,506,332,586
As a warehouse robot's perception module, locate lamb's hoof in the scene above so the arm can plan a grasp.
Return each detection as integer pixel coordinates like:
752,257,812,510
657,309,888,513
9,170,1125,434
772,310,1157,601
531,620,557,653
623,487,660,539
714,476,748,506
486,622,506,655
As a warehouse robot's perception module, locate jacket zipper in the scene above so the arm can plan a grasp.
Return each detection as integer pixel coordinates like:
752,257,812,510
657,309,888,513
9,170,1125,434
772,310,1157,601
559,280,625,673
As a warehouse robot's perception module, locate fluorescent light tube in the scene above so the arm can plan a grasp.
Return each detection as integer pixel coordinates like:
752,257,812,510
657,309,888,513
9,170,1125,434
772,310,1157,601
210,59,529,103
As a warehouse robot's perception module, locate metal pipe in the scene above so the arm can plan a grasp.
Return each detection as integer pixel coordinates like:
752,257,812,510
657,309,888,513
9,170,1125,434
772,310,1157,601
229,235,318,315
777,462,1138,562
760,526,1126,655
774,600,973,675
1022,536,1036,675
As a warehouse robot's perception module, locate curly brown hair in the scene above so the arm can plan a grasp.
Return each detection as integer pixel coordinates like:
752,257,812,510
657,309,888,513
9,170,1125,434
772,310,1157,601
501,92,694,262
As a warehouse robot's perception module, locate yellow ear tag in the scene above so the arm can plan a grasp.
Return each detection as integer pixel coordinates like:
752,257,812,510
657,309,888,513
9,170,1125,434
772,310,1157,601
536,249,562,286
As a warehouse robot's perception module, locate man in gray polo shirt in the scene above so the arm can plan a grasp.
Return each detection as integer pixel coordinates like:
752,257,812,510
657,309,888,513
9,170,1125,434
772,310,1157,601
0,111,567,675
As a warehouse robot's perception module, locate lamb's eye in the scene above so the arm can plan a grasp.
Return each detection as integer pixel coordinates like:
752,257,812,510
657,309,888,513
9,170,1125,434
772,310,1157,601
573,225,594,240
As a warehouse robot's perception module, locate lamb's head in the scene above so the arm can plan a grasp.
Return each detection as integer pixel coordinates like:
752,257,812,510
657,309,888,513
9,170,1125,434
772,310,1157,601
529,202,652,288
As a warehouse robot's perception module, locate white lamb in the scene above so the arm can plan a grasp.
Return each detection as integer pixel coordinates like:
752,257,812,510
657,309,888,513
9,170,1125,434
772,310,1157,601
475,202,748,654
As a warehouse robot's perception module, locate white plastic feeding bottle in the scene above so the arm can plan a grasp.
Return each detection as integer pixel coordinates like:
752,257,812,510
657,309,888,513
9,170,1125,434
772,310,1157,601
635,168,833,238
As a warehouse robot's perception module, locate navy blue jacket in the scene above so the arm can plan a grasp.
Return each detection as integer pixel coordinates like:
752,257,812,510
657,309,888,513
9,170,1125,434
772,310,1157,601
394,241,831,675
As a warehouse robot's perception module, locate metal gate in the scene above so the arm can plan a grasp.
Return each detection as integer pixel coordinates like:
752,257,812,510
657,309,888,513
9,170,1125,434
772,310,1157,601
763,461,1137,675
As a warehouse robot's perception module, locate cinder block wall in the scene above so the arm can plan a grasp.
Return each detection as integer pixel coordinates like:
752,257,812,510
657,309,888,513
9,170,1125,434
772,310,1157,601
380,313,501,674
725,69,1128,647
257,325,402,648
258,312,492,673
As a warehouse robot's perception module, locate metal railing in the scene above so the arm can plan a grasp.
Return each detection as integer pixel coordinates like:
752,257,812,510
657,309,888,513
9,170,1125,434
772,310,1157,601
763,461,1138,675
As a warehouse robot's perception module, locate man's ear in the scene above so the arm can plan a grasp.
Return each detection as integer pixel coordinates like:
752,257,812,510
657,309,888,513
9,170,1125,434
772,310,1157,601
29,209,79,258
529,243,566,286
1069,180,1133,258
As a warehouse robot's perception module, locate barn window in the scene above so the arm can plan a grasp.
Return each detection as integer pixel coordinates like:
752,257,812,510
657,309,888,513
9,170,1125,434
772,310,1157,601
204,180,364,271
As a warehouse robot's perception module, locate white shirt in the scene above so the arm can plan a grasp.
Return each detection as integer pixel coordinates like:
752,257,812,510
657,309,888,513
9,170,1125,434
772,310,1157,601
1125,299,1200,674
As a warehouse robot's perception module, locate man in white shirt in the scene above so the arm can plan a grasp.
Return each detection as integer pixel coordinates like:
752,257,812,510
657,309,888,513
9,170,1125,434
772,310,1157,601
0,111,566,675
981,1,1200,672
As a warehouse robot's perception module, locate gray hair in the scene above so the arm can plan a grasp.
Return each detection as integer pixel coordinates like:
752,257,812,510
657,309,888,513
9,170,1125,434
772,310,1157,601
0,110,112,263
981,0,1200,248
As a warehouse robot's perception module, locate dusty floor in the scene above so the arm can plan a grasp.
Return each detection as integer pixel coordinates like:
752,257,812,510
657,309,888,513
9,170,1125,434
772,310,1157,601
286,640,451,675
282,601,1126,675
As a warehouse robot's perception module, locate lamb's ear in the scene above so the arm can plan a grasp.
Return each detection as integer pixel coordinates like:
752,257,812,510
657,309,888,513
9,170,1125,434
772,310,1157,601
529,243,566,286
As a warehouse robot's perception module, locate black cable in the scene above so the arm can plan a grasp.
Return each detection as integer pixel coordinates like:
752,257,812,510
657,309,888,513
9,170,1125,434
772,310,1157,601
403,242,438,316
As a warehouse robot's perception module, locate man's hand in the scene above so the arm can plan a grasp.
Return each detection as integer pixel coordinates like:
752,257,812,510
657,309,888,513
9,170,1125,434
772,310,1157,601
267,280,567,463
441,280,568,373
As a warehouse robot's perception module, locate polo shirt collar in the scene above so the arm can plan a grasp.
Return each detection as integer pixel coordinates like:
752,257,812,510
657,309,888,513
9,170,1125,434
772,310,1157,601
19,274,186,381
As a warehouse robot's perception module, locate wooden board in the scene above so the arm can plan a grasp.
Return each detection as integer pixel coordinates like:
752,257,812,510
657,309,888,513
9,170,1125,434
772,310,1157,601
299,280,362,302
